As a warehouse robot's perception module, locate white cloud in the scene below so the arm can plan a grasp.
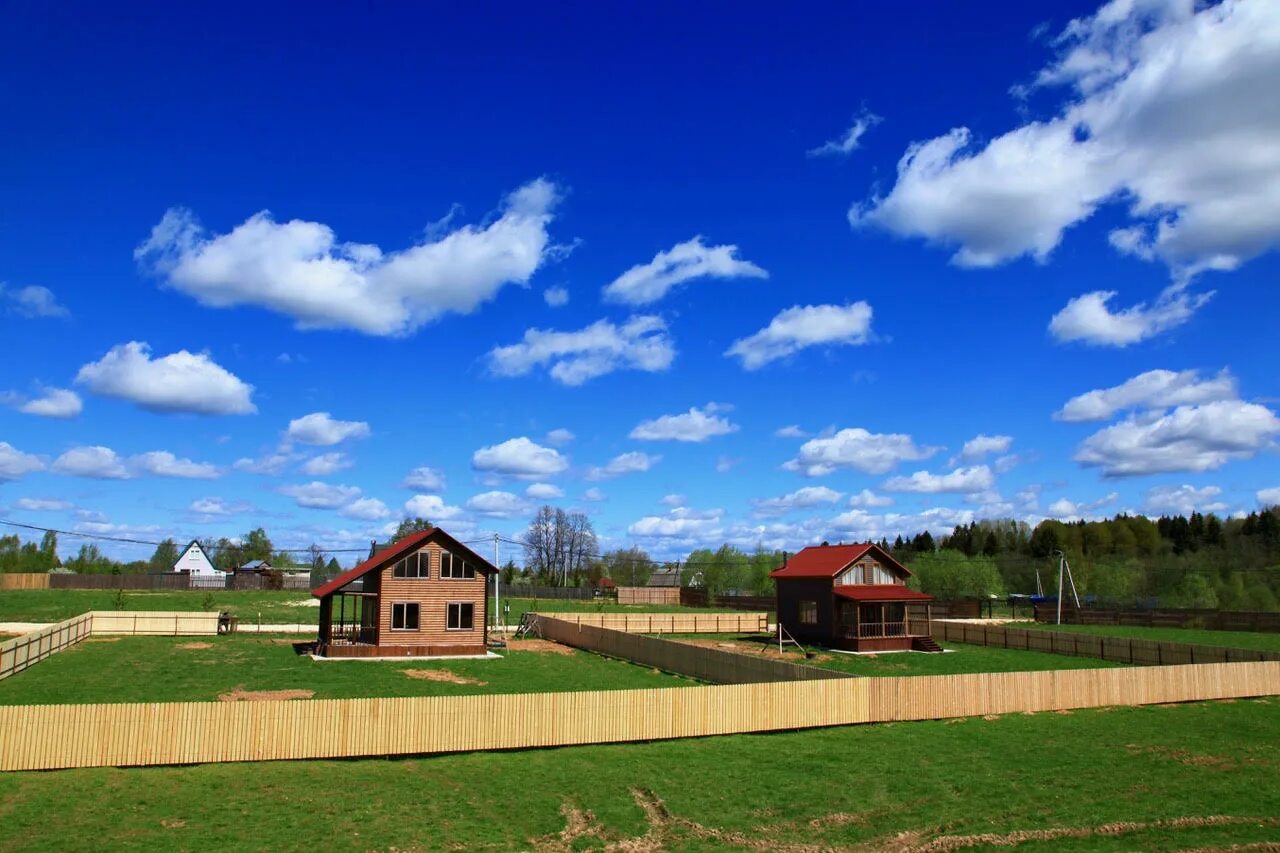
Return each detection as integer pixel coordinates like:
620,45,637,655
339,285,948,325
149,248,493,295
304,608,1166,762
1049,284,1213,346
582,487,606,502
0,442,45,481
715,456,741,474
526,482,564,500
851,0,1280,279
76,341,255,415
2,284,68,318
660,494,686,507
339,497,391,521
135,179,562,336
883,465,995,494
465,490,529,518
602,236,768,305
775,424,808,438
403,466,446,491
586,451,661,480
1258,487,1280,506
958,434,1013,461
52,446,130,479
544,428,575,446
189,497,251,517
753,486,844,517
233,450,294,475
280,481,362,509
404,494,464,520
628,507,725,539
1076,400,1280,476
630,403,739,442
828,506,978,541
472,437,568,479
784,428,940,476
808,110,882,157
300,452,352,476
1145,484,1229,516
726,302,875,369
848,489,894,508
287,412,370,446
14,498,72,512
488,315,676,385
1046,492,1121,520
17,388,82,419
1056,368,1237,422
543,286,569,307
131,451,220,479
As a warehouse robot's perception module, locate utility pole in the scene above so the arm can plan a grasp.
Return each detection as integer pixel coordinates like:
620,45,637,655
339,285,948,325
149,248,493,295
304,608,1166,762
1053,549,1082,625
493,533,501,634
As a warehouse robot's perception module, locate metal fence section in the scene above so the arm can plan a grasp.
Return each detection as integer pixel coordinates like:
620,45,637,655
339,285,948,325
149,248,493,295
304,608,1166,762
1036,605,1280,634
932,620,1280,666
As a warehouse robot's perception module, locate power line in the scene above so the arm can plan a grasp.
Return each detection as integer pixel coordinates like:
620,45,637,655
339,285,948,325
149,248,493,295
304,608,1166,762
0,519,370,554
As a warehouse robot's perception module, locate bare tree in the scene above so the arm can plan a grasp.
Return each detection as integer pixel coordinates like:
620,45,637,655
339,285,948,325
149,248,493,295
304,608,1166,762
524,506,598,585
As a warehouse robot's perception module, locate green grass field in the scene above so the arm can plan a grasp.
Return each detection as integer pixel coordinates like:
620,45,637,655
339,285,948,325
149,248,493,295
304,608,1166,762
0,698,1276,851
1008,621,1280,653
0,634,695,704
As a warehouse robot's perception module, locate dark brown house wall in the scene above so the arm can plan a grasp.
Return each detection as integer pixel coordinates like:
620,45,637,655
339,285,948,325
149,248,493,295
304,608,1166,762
776,578,834,642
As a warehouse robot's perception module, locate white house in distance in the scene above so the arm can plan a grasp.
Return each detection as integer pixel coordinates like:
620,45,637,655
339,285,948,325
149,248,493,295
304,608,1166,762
173,540,222,588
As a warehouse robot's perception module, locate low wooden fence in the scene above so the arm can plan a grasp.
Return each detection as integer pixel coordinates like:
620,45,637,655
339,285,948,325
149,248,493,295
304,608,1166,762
535,611,767,634
0,614,93,680
679,588,772,610
0,574,50,590
536,616,850,684
48,572,194,590
933,621,1280,666
89,611,222,636
2,660,1276,771
1037,605,1280,634
501,584,596,601
618,586,680,605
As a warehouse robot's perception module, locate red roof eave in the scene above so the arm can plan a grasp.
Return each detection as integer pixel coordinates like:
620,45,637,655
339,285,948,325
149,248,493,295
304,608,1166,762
832,585,933,603
311,527,496,599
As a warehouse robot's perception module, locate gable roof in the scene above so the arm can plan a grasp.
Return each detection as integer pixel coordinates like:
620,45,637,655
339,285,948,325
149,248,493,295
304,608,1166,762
312,527,497,598
769,542,911,580
647,568,681,587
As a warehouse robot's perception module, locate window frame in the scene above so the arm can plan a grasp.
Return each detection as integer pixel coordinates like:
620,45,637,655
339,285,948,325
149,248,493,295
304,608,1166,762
390,601,420,631
439,550,476,580
798,599,818,624
446,601,475,631
392,551,429,579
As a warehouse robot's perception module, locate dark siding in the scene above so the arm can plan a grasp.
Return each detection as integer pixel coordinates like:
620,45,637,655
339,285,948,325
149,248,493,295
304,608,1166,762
776,578,835,642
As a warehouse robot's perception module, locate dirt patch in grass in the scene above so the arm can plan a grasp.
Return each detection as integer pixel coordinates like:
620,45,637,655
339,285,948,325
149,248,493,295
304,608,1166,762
177,642,214,650
85,637,122,643
507,639,576,656
218,687,314,702
670,638,832,663
160,819,187,830
402,669,487,686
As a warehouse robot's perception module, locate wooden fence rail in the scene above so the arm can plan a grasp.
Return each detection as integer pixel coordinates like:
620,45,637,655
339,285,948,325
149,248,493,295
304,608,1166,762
534,611,767,634
0,614,92,680
932,620,1280,666
1035,605,1280,633
0,574,50,590
1,660,1276,771
617,587,681,605
535,615,842,684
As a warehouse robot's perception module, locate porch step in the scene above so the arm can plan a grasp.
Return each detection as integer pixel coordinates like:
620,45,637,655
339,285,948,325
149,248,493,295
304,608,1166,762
913,636,944,653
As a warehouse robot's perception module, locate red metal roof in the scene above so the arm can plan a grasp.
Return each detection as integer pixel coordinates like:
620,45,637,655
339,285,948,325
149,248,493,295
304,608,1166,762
769,542,911,579
311,527,496,599
832,585,933,602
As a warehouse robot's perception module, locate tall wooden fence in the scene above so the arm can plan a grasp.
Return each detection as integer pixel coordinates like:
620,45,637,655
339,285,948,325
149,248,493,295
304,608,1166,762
0,574,50,590
1036,605,1280,634
535,611,767,634
537,616,851,684
618,586,680,605
501,584,595,601
1,660,1276,772
0,614,93,680
933,620,1280,666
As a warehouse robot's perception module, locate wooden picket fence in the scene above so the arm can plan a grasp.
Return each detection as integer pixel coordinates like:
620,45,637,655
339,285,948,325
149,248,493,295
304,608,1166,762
616,586,681,605
0,574,50,590
535,611,767,634
1,660,1276,771
0,614,93,680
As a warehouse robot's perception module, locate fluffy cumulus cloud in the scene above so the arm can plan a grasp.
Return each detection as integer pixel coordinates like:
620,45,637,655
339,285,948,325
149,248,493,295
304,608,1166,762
848,489,893,508
1046,492,1121,520
883,465,995,494
189,497,252,517
300,452,352,476
543,286,569,307
16,388,82,419
14,497,72,511
130,451,220,479
752,486,844,517
1145,484,1230,516
1076,400,1280,476
726,302,874,369
52,446,130,479
544,428,575,446
339,498,391,521
957,434,1013,461
404,494,464,520
628,506,725,540
0,442,46,481
233,450,294,475
402,466,446,491
135,179,562,336
827,506,978,542
808,110,882,157
286,412,370,446
586,451,661,480
279,481,362,509
526,482,564,500
775,425,808,439
602,236,768,305
2,284,69,318
852,0,1280,284
75,341,255,415
1049,285,1213,346
472,437,568,479
630,403,739,443
465,490,529,518
784,428,940,476
488,315,675,385
1258,487,1280,506
1056,368,1237,422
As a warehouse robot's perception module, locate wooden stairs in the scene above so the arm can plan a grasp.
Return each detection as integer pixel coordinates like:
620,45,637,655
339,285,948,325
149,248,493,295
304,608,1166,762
913,635,944,653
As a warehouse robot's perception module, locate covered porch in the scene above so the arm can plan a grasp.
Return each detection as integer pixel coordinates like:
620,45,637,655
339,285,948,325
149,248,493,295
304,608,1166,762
832,586,934,651
317,575,379,653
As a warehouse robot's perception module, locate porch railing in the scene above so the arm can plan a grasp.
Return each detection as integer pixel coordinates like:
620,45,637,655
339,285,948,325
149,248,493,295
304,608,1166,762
837,621,924,639
327,626,376,645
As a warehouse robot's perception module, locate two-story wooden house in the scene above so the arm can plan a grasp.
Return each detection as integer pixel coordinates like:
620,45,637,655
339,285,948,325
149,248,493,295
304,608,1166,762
311,527,497,658
771,542,938,652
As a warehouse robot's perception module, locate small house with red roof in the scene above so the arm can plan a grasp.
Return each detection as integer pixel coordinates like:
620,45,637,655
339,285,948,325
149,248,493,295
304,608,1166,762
770,542,938,652
311,527,497,658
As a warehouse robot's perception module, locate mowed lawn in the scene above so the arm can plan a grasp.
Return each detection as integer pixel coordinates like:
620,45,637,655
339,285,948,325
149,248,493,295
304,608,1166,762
1007,620,1280,653
0,634,696,704
0,699,1277,851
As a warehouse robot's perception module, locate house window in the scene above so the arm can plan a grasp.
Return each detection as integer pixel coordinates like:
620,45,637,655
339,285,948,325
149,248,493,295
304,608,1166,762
798,600,818,624
447,602,474,630
391,602,420,631
440,550,475,579
393,552,429,578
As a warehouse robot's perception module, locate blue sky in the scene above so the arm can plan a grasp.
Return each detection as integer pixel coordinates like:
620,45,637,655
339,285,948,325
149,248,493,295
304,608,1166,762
2,0,1279,566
